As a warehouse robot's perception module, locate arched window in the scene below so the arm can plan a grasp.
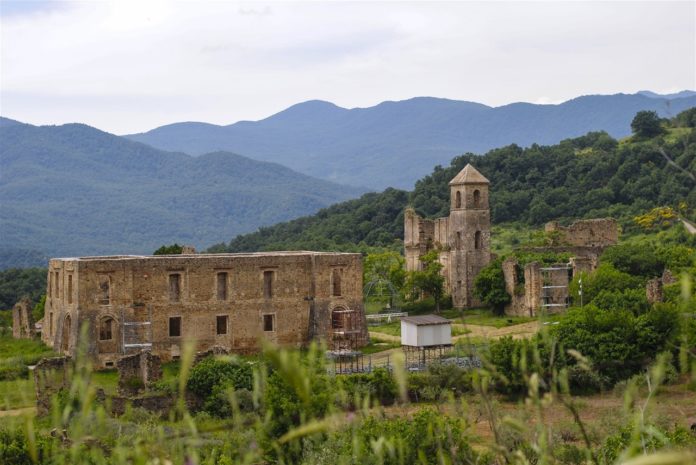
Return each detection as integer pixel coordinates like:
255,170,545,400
332,269,342,296
455,191,462,209
473,189,481,207
474,231,482,250
99,317,113,341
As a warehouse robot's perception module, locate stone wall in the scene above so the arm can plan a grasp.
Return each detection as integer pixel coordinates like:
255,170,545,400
117,351,163,396
646,269,678,304
12,297,34,339
34,357,71,416
502,258,528,316
545,218,619,248
43,251,368,368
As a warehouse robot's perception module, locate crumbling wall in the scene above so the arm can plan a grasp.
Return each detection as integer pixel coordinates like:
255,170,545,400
523,262,542,315
34,357,71,416
646,269,678,304
502,258,528,316
117,351,162,396
12,297,34,339
545,218,619,248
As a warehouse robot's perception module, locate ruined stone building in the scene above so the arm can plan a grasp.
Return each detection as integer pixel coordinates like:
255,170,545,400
404,164,491,308
42,252,368,368
502,218,619,316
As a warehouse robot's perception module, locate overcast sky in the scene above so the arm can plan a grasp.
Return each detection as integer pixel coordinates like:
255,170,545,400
1,0,694,134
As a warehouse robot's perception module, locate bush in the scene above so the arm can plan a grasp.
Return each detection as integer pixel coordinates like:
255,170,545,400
339,368,397,406
601,243,663,278
186,356,254,416
552,304,680,385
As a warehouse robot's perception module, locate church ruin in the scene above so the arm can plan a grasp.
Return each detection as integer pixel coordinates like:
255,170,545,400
404,164,492,308
42,251,368,368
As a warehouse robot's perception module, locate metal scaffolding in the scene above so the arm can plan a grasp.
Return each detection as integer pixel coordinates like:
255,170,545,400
121,304,153,354
540,264,572,311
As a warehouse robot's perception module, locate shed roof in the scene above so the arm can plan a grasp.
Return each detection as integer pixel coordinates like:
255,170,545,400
401,315,451,326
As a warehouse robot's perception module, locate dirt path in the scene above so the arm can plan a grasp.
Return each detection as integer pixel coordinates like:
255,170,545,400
0,407,35,417
453,321,540,340
682,218,696,234
369,321,539,346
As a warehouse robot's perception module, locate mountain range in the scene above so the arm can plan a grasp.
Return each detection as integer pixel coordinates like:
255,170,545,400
0,119,362,267
126,92,696,189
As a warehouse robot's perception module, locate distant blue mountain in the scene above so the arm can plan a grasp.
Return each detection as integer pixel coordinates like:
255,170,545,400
126,92,696,189
0,121,363,265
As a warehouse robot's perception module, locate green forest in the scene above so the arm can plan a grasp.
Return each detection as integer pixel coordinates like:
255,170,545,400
210,109,696,253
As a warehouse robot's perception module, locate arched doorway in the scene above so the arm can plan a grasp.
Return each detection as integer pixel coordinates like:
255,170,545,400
61,314,72,354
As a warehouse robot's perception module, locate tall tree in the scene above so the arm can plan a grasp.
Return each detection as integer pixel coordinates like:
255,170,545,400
407,250,445,313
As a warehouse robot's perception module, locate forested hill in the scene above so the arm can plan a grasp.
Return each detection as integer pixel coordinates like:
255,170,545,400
209,110,696,253
128,92,696,189
0,121,362,266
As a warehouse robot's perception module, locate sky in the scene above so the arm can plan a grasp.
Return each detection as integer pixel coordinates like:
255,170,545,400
1,0,695,134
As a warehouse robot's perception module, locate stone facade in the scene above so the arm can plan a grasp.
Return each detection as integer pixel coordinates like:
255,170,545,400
12,297,34,339
42,251,368,368
545,218,619,248
404,164,492,309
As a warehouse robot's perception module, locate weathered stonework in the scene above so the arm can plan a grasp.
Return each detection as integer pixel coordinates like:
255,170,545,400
42,251,368,368
646,269,677,304
34,356,71,416
117,351,162,396
545,218,619,248
404,164,491,309
12,297,34,339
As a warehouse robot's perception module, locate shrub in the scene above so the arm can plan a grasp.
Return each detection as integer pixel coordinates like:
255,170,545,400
186,356,254,416
601,243,663,277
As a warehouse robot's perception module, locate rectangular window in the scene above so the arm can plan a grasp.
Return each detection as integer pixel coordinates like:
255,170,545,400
216,315,228,335
98,275,110,305
216,272,228,301
49,312,53,335
331,269,342,296
54,272,60,298
263,271,274,299
169,316,182,337
67,275,73,304
263,314,274,332
48,274,51,297
169,274,181,302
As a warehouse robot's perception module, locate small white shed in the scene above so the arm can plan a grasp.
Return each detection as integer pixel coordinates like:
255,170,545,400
401,315,452,347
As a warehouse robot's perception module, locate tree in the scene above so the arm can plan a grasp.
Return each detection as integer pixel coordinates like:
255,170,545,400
153,243,183,255
407,250,445,313
631,110,665,138
473,259,511,315
364,251,406,307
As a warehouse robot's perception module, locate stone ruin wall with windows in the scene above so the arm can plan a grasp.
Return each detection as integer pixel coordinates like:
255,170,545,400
503,219,619,317
42,252,368,368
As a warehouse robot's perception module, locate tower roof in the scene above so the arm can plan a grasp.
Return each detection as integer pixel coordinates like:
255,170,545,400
449,164,490,185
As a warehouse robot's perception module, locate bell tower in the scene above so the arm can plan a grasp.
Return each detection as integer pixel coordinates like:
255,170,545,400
448,164,491,308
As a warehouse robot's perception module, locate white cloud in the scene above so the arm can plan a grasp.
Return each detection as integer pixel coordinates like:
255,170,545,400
1,0,694,133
